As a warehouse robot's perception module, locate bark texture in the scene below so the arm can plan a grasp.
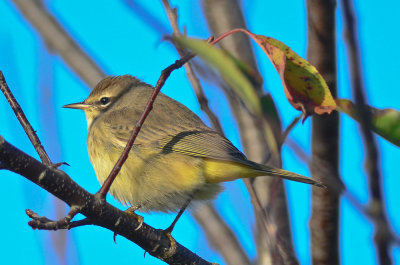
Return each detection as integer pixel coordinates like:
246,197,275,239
307,0,339,265
307,1,340,264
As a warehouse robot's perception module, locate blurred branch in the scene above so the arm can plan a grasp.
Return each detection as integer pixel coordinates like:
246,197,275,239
123,0,169,34
161,2,250,265
161,0,223,133
38,50,69,264
11,0,106,87
0,71,52,166
306,1,340,264
340,1,393,264
193,205,251,265
201,1,297,264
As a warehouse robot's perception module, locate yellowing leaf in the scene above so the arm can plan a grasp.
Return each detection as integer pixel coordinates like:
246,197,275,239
247,33,336,118
337,99,400,147
175,36,262,115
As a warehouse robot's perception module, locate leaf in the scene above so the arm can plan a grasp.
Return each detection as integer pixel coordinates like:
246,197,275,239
175,36,262,115
260,93,282,132
242,30,336,119
337,99,400,147
224,51,264,89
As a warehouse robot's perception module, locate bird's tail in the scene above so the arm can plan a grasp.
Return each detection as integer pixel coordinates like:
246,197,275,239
203,158,325,187
247,161,325,188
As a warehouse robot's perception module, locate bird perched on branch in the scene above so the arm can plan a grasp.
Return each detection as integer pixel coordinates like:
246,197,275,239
64,75,323,229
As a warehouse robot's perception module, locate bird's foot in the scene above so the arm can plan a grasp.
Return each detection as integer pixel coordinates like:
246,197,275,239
114,205,143,243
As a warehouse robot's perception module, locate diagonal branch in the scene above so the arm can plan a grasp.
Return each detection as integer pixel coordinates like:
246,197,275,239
0,136,214,265
280,114,302,146
11,0,106,87
123,0,169,35
161,0,223,134
193,205,250,265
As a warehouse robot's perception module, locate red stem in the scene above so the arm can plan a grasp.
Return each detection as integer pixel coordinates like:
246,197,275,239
97,53,195,198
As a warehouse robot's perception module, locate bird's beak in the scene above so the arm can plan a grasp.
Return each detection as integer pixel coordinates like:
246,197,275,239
63,102,90,110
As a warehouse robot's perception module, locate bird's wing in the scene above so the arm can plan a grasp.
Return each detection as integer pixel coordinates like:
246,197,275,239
153,129,247,161
102,107,247,162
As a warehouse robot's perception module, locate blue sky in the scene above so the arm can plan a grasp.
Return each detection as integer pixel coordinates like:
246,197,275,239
0,0,399,264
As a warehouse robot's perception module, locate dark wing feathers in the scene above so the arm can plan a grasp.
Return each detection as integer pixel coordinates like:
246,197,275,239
155,130,247,161
103,106,247,162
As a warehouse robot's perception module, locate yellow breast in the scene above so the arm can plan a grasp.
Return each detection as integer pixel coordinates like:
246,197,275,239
87,127,222,212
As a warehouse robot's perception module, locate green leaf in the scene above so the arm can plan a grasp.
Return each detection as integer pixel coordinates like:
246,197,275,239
224,51,264,89
175,36,262,115
337,99,400,147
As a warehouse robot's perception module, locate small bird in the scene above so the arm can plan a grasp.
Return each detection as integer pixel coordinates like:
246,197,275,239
64,75,322,217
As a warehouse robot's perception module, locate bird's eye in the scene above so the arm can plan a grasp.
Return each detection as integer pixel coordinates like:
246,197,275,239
100,97,110,105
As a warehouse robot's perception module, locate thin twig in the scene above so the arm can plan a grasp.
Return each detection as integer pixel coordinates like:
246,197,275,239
261,114,303,165
0,71,52,166
97,52,195,197
26,209,93,230
241,179,284,262
341,1,393,264
280,114,302,146
26,205,81,230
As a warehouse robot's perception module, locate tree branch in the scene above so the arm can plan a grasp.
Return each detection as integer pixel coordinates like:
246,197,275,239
193,205,251,265
0,136,214,265
123,0,169,35
306,1,340,264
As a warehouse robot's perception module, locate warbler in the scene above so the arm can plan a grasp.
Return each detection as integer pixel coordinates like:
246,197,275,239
64,75,322,214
